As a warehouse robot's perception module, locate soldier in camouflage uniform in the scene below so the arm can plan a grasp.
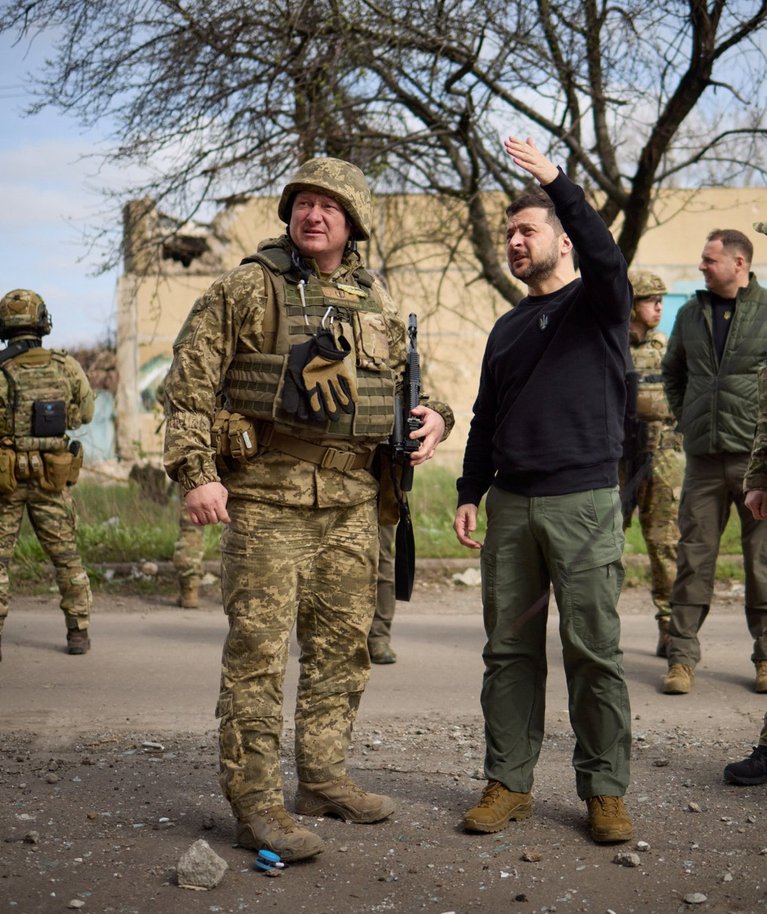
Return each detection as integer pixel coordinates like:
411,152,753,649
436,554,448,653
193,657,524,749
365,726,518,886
622,271,685,658
367,523,397,663
156,377,206,608
0,290,94,659
163,158,453,862
173,497,205,607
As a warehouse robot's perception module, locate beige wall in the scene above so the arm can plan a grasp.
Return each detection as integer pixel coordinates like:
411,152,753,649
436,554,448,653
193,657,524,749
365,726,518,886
116,187,767,465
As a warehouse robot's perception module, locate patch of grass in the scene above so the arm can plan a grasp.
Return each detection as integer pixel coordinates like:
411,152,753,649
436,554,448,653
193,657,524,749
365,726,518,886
10,469,745,585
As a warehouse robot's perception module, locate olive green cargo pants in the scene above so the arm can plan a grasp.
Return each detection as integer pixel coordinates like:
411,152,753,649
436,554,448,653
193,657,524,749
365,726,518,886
217,497,378,819
479,485,631,800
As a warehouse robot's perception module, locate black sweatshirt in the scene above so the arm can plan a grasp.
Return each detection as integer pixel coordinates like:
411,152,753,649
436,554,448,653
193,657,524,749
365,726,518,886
456,169,631,505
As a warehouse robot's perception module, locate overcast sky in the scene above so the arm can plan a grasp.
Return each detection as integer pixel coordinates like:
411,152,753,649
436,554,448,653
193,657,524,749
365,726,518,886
0,32,121,351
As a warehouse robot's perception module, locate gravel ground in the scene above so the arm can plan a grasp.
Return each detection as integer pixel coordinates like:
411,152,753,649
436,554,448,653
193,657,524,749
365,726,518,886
1,573,766,914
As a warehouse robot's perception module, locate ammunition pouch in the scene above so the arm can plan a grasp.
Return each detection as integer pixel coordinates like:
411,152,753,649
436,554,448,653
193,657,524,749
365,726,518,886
32,399,67,437
0,448,16,494
41,450,74,492
211,409,258,464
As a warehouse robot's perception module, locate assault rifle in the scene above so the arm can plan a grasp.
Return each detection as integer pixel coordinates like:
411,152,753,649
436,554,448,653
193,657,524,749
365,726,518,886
391,314,423,492
621,367,652,526
389,313,423,601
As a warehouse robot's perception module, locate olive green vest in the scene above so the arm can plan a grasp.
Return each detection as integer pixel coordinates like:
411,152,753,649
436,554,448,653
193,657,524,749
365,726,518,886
0,347,71,452
223,246,395,443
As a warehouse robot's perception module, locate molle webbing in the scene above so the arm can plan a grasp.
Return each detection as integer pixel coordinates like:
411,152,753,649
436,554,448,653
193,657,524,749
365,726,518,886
225,351,394,439
223,250,395,441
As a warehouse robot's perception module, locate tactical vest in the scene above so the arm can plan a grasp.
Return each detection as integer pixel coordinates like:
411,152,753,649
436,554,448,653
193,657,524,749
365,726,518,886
223,246,396,443
0,347,71,452
631,330,673,424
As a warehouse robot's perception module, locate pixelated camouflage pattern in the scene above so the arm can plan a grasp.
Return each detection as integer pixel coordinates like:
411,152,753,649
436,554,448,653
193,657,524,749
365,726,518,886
0,289,52,339
216,498,377,815
623,330,685,618
277,157,372,241
165,227,452,817
0,483,92,632
628,270,667,298
744,365,767,492
759,711,767,748
163,237,453,503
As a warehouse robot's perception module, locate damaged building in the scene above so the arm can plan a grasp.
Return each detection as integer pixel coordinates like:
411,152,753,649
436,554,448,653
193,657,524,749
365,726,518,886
114,186,767,465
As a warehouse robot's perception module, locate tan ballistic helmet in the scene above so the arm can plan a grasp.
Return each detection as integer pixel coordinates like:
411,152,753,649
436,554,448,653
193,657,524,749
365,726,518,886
629,270,667,299
0,288,52,340
278,157,372,241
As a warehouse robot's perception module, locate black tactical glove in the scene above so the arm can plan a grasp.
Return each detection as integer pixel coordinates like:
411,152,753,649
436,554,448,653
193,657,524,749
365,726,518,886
281,337,314,421
302,330,358,422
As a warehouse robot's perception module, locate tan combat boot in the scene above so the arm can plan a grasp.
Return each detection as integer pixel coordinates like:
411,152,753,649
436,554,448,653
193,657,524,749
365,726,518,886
177,576,200,609
237,806,325,862
463,780,533,833
755,661,767,694
663,663,694,694
656,618,670,658
295,775,395,823
586,796,633,843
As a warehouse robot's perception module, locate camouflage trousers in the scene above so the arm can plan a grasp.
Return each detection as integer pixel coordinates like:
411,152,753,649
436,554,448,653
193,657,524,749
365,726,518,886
368,523,396,647
172,490,204,581
217,496,378,818
622,443,685,619
0,482,92,633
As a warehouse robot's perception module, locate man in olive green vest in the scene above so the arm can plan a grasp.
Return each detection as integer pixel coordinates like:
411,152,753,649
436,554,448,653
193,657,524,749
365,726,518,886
662,229,767,695
164,158,453,863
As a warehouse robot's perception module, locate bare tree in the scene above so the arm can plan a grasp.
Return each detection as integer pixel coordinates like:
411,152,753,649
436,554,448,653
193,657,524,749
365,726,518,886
3,0,766,303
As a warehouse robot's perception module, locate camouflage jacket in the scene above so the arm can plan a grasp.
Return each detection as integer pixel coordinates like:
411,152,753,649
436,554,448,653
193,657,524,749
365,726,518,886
629,328,680,451
163,236,453,506
745,365,767,492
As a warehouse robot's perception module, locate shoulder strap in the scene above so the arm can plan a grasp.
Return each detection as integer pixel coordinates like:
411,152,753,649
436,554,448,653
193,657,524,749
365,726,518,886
0,339,41,366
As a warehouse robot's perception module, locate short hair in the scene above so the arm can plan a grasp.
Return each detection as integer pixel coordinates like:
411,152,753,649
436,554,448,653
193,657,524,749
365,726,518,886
506,191,564,235
506,190,578,269
707,229,753,266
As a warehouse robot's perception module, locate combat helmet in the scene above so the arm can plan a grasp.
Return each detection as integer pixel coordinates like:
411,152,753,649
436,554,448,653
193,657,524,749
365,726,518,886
628,270,667,298
0,289,52,341
278,157,372,241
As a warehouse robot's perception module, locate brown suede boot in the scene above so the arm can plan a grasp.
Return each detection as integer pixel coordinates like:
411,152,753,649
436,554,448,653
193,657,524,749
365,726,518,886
66,629,91,655
295,776,395,823
656,618,670,658
586,796,633,843
177,576,200,608
755,661,767,694
463,781,533,833
663,663,694,694
237,806,325,862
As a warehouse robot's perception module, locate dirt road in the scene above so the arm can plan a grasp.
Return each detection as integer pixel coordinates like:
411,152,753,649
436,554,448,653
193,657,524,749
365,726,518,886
1,572,765,914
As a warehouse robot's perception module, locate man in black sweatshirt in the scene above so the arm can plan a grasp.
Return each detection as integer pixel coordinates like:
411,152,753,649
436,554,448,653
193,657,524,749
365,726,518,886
453,136,633,844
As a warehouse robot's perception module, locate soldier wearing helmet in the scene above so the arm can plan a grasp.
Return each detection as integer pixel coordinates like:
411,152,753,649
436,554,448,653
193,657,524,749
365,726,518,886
621,270,684,658
0,290,94,660
163,157,453,862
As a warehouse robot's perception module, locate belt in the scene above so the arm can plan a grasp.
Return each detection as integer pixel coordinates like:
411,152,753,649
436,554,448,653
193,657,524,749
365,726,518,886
260,426,373,472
